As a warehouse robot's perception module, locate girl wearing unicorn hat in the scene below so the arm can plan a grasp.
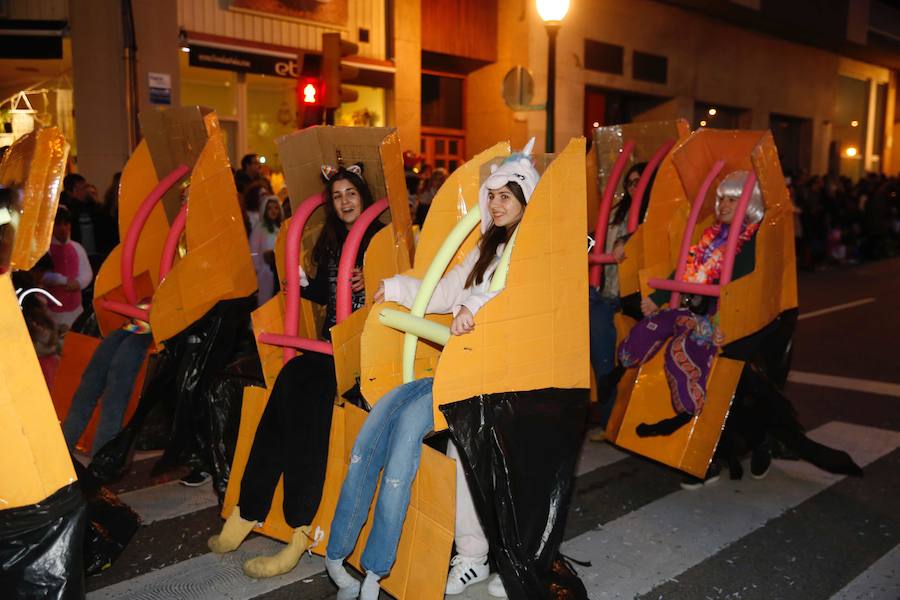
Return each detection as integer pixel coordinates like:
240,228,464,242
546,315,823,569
324,139,540,600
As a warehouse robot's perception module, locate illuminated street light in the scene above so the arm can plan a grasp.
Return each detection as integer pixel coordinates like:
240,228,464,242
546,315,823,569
536,0,570,23
537,0,570,153
708,108,717,116
845,146,858,158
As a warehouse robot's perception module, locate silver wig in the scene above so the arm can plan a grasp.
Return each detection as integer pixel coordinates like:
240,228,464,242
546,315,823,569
715,170,765,225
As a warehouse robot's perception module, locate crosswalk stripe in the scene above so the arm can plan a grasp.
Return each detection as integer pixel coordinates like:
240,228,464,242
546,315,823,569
830,544,900,600
119,480,219,525
560,422,900,599
86,537,325,600
798,297,876,320
91,421,898,600
788,371,900,398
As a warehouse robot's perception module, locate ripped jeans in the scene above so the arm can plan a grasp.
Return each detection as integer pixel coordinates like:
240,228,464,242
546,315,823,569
326,377,435,576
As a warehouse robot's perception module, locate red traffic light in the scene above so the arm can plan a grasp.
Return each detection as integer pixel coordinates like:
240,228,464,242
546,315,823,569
298,78,323,105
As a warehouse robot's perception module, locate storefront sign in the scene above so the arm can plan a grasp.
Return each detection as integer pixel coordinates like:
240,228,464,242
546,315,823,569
188,44,302,79
148,72,172,105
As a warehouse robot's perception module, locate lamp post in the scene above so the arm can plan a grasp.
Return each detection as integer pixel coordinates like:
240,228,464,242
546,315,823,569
537,0,569,153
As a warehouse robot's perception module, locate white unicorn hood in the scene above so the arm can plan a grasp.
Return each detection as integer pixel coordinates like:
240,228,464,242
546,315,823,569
478,137,540,233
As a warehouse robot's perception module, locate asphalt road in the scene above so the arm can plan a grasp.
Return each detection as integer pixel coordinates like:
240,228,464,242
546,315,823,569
82,258,900,600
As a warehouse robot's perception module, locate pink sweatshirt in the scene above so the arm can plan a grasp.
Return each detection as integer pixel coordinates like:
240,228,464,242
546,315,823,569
383,243,504,317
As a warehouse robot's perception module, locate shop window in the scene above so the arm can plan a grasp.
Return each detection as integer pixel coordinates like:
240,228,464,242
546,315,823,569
180,52,238,117
335,85,386,127
247,73,298,171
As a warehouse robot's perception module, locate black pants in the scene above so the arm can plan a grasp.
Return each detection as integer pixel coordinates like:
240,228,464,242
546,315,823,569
239,353,337,527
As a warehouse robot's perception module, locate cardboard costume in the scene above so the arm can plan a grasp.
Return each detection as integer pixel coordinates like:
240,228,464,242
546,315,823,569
320,137,590,599
0,128,86,599
219,127,415,578
605,129,860,481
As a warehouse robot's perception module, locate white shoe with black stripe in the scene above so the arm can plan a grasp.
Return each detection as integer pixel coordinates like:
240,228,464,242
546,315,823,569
445,554,489,595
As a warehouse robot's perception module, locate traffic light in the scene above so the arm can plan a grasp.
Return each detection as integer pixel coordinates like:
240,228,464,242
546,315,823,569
321,32,359,109
298,77,323,105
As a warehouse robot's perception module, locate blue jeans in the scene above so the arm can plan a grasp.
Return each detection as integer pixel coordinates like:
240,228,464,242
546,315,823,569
589,288,619,427
326,377,435,576
62,329,152,455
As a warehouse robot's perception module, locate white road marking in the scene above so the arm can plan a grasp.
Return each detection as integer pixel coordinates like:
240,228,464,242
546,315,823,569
119,480,219,525
86,537,325,600
830,543,900,600
561,422,900,599
788,371,900,398
799,298,876,320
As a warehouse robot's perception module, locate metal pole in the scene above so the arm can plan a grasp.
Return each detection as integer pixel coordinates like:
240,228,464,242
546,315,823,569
545,23,559,154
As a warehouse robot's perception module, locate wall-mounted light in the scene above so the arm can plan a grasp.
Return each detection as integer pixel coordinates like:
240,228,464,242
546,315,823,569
700,120,707,127
708,108,717,116
179,30,190,53
851,120,859,127
844,146,858,158
592,121,599,128
259,155,267,164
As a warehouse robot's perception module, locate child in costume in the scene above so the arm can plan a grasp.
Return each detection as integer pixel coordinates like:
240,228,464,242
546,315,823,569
249,194,285,306
324,141,541,600
207,164,382,579
617,170,764,437
43,205,92,333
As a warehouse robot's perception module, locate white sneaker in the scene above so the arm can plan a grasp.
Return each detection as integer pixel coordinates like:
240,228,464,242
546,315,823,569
445,555,489,595
487,574,507,598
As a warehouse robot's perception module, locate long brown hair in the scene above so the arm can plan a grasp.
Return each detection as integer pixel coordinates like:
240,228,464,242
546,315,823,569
464,181,527,289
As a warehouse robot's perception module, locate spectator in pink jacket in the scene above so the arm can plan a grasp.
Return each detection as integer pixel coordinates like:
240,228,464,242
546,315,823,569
43,205,92,333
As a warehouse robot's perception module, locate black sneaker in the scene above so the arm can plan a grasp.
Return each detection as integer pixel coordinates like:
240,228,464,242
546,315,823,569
750,445,772,479
180,468,211,487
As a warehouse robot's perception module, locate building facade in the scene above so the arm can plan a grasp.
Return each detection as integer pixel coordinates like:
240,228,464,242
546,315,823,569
1,0,898,191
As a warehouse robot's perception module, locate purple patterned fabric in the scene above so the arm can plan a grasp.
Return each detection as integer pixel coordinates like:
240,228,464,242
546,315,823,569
618,308,717,415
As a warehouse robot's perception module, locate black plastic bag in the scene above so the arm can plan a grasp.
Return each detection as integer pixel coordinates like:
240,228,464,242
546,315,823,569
89,343,182,482
0,484,86,599
74,461,141,576
201,355,265,498
441,388,590,600
90,296,259,485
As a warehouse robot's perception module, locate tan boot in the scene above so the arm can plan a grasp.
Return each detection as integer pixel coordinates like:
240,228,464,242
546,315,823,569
207,507,257,554
242,525,311,578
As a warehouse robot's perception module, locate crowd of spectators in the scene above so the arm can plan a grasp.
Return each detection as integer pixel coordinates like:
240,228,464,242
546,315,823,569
790,171,900,269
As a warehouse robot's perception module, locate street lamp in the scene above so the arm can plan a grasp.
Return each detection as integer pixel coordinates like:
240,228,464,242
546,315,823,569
537,0,569,153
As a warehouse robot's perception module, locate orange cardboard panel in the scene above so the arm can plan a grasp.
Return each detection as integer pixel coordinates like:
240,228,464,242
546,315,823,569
50,332,149,454
0,128,69,272
611,353,744,478
433,138,590,430
0,273,76,509
149,128,256,343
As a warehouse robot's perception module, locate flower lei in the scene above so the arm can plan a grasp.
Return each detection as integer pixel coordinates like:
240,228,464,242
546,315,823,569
682,221,759,285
